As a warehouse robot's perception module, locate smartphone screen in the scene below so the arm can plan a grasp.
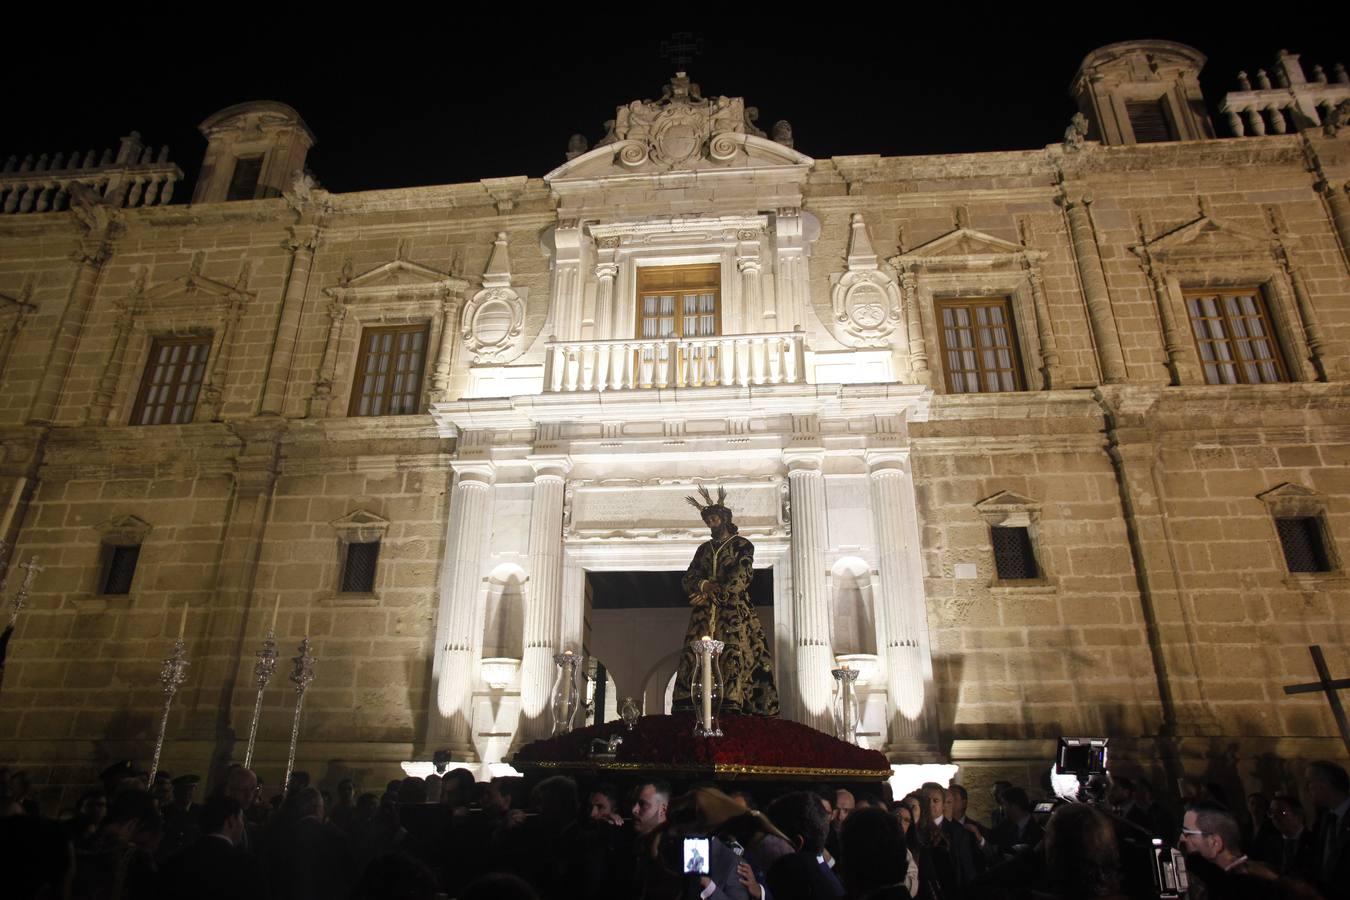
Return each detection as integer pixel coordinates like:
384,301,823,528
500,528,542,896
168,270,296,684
683,837,710,875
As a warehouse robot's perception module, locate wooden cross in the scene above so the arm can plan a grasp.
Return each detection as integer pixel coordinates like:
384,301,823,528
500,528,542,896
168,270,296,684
1283,645,1350,756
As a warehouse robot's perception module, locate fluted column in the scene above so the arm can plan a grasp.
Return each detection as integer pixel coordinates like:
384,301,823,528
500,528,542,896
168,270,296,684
1059,190,1127,383
785,451,833,733
518,457,570,744
427,462,495,755
738,255,763,331
592,259,618,390
260,224,321,415
866,452,935,752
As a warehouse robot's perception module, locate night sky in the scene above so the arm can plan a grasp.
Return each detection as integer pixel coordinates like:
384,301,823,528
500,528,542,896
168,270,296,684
4,12,1344,197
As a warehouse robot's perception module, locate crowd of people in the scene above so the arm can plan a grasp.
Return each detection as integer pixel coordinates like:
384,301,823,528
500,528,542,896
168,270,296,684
1,757,1347,900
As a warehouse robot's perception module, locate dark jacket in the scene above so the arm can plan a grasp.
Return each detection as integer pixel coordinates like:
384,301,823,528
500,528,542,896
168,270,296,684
158,834,268,900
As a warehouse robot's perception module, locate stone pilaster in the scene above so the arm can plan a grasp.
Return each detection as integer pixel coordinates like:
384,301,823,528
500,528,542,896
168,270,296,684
1023,258,1065,389
29,232,116,424
784,450,833,733
429,288,459,403
865,451,937,755
592,252,618,389
1135,248,1201,386
899,269,929,384
260,223,321,416
551,221,584,342
518,457,570,744
773,209,805,330
427,462,495,756
308,300,346,417
738,234,764,331
87,302,133,425
1059,190,1127,383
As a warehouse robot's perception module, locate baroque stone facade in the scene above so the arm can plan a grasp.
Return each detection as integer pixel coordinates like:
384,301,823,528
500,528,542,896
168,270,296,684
1,43,1349,810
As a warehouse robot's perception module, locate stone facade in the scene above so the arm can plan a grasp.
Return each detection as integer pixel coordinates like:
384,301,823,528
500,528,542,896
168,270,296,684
1,46,1348,813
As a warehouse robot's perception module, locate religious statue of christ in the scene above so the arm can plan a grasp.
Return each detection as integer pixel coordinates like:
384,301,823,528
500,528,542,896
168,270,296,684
672,485,780,717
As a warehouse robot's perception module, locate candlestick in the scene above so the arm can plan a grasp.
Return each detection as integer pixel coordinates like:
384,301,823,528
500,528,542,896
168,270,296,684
550,651,581,736
832,665,861,746
691,636,724,738
282,636,317,795
149,637,190,783
242,623,279,769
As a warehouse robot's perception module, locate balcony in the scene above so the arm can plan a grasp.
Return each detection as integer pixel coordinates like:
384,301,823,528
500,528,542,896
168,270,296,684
543,331,807,393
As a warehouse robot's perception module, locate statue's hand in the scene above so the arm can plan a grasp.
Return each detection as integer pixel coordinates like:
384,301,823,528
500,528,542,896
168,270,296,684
689,593,707,607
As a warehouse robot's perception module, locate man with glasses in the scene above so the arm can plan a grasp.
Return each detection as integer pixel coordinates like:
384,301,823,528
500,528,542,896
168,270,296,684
1180,801,1276,891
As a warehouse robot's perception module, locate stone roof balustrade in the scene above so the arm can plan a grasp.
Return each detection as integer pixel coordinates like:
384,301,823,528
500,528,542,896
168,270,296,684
0,131,182,215
1221,51,1350,136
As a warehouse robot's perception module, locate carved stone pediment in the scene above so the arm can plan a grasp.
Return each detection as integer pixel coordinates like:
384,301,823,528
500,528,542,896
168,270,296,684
974,490,1041,512
830,214,901,348
1131,214,1273,262
545,73,813,184
96,514,153,544
892,226,1033,270
332,258,468,300
330,508,390,544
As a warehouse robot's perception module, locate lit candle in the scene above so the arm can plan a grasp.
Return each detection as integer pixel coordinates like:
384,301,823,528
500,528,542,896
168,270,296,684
177,602,188,640
700,640,713,732
270,595,281,632
0,478,22,540
303,608,311,637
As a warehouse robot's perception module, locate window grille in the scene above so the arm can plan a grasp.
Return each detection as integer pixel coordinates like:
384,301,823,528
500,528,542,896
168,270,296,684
1275,517,1331,573
341,541,380,593
348,324,429,417
936,298,1025,393
103,545,141,595
131,336,211,425
1185,290,1287,385
991,526,1038,580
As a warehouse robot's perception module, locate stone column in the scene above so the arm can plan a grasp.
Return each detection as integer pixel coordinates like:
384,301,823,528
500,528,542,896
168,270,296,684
551,221,584,342
773,209,805,330
29,232,115,423
429,288,460,402
260,223,321,416
784,451,834,733
1315,175,1350,271
1059,190,1127,383
865,451,936,752
1277,241,1339,380
738,232,764,331
899,269,929,384
87,303,134,425
592,255,618,390
1135,249,1200,385
1023,258,1065,389
427,461,495,755
518,457,570,744
308,300,346,417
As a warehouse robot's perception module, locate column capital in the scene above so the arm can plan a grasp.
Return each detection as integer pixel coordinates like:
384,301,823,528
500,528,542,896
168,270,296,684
864,449,910,475
528,456,572,481
450,461,496,486
782,449,824,473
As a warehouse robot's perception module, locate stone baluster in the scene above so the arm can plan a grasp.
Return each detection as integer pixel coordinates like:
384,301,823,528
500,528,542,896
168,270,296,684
1269,106,1288,134
518,458,570,743
1059,189,1127,383
1226,109,1245,136
785,451,834,733
866,452,934,750
261,224,322,415
785,332,803,384
428,462,495,755
1246,108,1266,136
766,337,782,384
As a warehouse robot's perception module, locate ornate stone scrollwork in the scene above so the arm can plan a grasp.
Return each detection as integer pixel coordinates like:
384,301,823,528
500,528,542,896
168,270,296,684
830,214,901,347
462,232,526,364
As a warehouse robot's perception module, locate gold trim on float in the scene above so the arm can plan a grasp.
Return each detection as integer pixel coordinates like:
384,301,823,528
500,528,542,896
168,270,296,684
512,760,891,780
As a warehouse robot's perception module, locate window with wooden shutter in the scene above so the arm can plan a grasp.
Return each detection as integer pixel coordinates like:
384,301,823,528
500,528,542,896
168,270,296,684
1126,98,1175,143
1184,289,1287,385
131,336,211,425
636,264,720,339
226,155,264,201
348,324,429,417
936,298,1025,393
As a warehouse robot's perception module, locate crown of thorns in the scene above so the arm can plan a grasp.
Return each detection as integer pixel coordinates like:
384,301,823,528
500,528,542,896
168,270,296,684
685,484,731,516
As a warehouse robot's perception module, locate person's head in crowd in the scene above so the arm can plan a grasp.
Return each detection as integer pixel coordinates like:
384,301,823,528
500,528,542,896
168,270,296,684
839,807,909,897
632,780,670,835
398,777,426,804
471,781,507,816
284,785,325,823
385,779,401,798
1304,759,1350,810
895,802,913,834
920,782,945,826
355,792,380,821
1045,803,1121,898
199,795,245,844
902,792,922,824
461,872,541,900
855,791,883,812
336,778,355,806
378,794,402,831
943,787,956,821
289,770,311,791
531,776,578,826
1108,775,1136,809
350,852,440,900
151,772,173,806
765,790,829,856
221,765,258,811
833,788,855,824
1182,801,1244,867
1246,792,1269,827
170,774,198,808
1001,786,1033,824
948,783,970,821
103,788,163,850
75,790,108,827
442,768,476,808
493,776,526,810
423,773,442,804
1268,793,1304,837
588,783,622,823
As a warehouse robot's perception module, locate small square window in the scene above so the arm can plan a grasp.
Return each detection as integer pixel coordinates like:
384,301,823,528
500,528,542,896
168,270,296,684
341,541,380,593
1275,517,1332,574
102,545,141,595
991,526,1038,580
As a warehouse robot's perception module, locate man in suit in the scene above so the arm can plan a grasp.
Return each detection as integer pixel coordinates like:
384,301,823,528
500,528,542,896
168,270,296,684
1256,793,1319,882
764,791,845,900
159,794,268,899
1307,760,1350,899
989,787,1043,859
1108,776,1155,835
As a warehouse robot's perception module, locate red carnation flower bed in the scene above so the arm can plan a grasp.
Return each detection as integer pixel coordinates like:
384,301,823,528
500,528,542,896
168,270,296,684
512,714,889,778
